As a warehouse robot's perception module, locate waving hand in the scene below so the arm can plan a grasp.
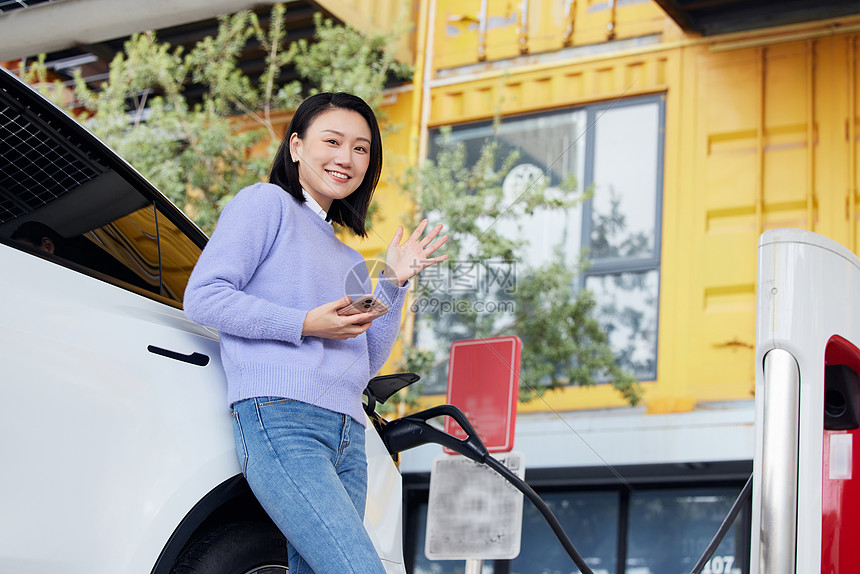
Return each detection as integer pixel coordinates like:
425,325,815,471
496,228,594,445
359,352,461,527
385,219,449,287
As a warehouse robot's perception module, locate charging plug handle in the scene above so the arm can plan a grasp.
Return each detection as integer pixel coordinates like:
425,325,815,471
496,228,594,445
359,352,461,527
382,404,489,463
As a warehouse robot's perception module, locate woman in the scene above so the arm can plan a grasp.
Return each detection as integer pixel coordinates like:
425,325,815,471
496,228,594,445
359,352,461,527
183,92,447,573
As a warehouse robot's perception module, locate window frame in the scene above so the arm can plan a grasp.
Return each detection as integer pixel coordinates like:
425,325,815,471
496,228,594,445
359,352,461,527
580,95,666,277
421,94,667,387
579,94,666,382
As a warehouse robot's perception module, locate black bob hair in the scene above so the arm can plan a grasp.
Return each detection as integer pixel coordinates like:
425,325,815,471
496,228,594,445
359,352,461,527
269,92,382,237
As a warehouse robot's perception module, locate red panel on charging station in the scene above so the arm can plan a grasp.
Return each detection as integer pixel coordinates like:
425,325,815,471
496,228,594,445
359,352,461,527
444,336,521,454
822,335,860,573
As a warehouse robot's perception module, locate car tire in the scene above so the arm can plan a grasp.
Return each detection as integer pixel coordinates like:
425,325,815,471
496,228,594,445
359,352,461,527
170,520,289,574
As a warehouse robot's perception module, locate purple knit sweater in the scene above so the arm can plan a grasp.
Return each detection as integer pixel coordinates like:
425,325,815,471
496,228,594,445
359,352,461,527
183,183,408,425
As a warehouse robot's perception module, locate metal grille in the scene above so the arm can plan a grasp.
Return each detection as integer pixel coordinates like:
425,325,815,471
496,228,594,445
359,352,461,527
0,102,100,223
0,0,60,14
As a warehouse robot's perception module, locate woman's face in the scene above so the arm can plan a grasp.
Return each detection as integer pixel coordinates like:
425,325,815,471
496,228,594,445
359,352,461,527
289,108,372,212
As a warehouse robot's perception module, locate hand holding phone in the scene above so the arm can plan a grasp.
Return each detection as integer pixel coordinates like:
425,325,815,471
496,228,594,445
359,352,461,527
336,294,389,320
303,296,385,340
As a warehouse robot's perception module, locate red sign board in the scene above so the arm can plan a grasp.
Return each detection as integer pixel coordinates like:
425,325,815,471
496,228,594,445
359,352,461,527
444,336,522,453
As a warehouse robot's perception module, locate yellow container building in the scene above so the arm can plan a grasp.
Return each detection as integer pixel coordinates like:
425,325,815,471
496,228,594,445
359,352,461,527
3,0,859,569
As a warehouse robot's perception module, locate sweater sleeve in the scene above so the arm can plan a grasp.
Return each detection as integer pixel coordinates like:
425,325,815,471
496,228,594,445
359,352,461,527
183,184,306,344
365,272,410,376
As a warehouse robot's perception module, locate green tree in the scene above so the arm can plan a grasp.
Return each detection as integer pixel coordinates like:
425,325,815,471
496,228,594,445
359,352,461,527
21,4,409,232
398,130,642,405
289,12,412,120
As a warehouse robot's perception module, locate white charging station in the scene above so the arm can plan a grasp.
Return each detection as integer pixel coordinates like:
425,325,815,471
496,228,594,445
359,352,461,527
753,229,860,573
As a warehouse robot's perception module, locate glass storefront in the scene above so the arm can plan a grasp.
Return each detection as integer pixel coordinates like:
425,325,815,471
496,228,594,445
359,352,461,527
407,480,749,574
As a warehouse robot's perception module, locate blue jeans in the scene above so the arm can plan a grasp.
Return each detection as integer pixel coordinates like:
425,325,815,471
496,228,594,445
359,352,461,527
232,397,386,574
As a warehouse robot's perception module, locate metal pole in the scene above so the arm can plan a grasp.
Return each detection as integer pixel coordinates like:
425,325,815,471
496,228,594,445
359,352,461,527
478,0,488,61
759,348,800,573
465,559,484,574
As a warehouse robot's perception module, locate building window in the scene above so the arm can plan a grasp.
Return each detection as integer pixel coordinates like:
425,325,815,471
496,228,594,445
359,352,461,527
417,96,664,393
509,491,620,573
583,98,663,380
627,488,747,574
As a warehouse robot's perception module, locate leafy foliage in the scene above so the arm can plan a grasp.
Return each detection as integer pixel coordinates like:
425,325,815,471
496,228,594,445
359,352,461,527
289,12,412,118
399,130,642,405
513,257,641,404
21,5,409,232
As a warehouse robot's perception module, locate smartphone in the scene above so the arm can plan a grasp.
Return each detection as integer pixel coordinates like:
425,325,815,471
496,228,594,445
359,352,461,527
336,294,389,319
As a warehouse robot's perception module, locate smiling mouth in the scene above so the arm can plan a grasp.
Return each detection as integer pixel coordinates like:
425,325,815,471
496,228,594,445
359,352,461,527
327,170,350,181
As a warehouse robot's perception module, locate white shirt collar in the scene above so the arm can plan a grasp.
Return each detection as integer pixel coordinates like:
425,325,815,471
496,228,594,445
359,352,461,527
302,189,329,222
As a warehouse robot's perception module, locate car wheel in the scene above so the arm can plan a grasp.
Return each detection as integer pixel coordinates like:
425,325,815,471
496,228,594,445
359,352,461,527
170,521,289,574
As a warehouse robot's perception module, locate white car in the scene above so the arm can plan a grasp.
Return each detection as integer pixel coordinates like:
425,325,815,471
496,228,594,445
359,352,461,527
0,65,410,574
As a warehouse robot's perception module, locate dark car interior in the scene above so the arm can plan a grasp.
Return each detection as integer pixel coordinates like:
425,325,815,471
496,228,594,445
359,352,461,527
0,67,205,304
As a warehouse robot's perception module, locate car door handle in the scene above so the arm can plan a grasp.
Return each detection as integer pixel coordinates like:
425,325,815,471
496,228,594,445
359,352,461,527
147,345,210,366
